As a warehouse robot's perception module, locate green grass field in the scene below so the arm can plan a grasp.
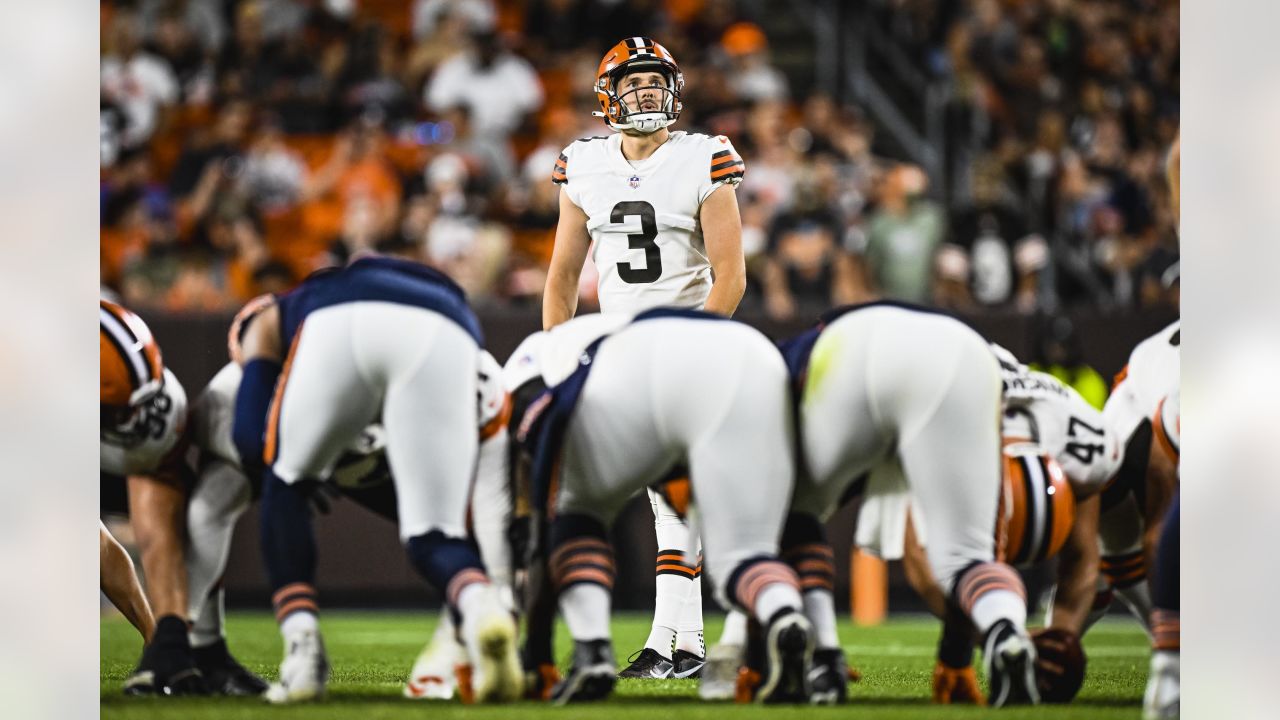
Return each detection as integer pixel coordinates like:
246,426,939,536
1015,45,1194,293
102,611,1147,719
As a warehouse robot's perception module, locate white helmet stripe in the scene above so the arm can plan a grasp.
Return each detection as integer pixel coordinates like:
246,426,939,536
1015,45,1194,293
1022,456,1047,564
100,305,149,392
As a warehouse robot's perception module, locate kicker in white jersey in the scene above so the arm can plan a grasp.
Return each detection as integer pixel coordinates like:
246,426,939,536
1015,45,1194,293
554,131,744,313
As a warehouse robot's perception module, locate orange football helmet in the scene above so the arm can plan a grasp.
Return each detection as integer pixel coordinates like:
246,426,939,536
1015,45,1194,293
100,299,164,409
998,443,1076,568
593,37,684,134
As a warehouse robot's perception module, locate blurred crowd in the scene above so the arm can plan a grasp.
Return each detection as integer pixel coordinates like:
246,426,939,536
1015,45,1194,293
100,0,1179,319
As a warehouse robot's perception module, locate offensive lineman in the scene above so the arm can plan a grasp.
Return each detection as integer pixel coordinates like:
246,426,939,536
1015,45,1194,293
515,309,813,704
541,37,748,679
230,255,521,703
775,302,1043,708
101,299,261,696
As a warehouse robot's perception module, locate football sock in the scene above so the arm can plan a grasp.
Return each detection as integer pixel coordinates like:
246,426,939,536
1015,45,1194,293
189,585,225,649
675,571,704,656
803,589,840,649
649,489,698,655
718,609,748,647
260,469,317,589
954,562,1027,635
560,584,612,642
754,583,803,624
549,513,616,643
405,529,487,604
280,608,318,637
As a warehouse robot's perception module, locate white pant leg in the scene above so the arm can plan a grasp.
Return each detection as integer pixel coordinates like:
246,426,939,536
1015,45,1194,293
795,316,892,519
186,458,253,620
874,316,1003,594
649,324,796,606
270,305,383,483
555,337,681,525
349,303,479,542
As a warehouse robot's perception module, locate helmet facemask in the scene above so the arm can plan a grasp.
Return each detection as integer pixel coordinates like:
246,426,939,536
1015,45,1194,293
602,64,682,135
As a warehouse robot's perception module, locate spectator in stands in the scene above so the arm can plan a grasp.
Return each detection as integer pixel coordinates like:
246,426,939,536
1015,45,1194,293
335,24,413,127
719,22,787,103
101,8,179,148
241,113,309,213
759,171,859,321
413,0,496,41
935,157,1047,313
852,165,945,304
405,6,475,94
424,28,544,174
145,5,214,106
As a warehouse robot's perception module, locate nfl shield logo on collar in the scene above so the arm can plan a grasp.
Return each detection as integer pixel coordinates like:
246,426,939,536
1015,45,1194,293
629,175,641,189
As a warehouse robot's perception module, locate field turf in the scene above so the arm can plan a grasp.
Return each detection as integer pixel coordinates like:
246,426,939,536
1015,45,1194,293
102,611,1147,719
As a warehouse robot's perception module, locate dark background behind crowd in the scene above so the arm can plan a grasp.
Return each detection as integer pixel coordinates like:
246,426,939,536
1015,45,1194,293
101,0,1179,322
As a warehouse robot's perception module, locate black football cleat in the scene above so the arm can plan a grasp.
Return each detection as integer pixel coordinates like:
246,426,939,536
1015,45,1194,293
551,639,617,704
757,609,814,704
193,639,269,696
617,647,674,679
809,647,848,704
984,620,1040,708
123,616,209,697
672,649,706,679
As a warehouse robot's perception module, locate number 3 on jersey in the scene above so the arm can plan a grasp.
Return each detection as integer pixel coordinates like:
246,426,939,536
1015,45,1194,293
612,201,662,283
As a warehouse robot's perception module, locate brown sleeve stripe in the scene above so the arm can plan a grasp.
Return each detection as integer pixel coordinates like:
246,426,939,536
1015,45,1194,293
446,568,490,608
551,153,569,185
711,154,741,170
711,149,734,160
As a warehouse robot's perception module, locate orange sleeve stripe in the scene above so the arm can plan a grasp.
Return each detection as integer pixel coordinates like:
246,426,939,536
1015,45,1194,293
711,155,742,169
710,163,745,180
656,564,697,576
263,324,305,466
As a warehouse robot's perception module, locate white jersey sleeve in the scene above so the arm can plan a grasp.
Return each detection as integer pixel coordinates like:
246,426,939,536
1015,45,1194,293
554,132,743,314
503,331,548,392
539,313,634,386
1103,321,1180,447
101,368,188,476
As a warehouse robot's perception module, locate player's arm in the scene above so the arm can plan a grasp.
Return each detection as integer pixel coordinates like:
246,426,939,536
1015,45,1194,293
100,521,155,643
542,189,591,330
1048,493,1101,633
231,303,282,472
699,184,747,317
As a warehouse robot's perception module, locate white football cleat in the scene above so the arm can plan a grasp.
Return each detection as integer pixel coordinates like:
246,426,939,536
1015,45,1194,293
1143,650,1179,719
698,642,742,700
403,612,462,700
460,584,523,702
264,628,329,704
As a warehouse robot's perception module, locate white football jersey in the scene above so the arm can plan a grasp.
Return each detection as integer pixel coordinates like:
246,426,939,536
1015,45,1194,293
1103,321,1180,447
101,368,188,476
554,131,745,314
1002,366,1123,494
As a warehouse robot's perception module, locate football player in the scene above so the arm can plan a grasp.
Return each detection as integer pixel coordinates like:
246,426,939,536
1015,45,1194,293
864,347,1124,704
101,299,207,695
230,255,521,703
514,310,813,704
776,302,1041,708
541,36,749,679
